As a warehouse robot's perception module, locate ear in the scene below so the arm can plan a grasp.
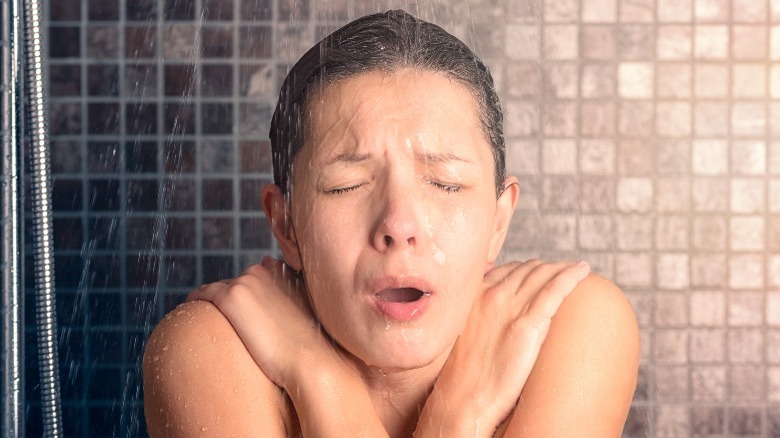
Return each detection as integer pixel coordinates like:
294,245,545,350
262,184,303,271
487,176,519,266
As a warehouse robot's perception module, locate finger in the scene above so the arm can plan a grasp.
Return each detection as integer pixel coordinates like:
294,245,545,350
508,260,577,304
482,259,544,290
524,260,590,320
186,281,230,303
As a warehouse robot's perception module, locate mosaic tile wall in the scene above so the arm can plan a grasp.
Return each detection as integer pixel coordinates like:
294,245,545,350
35,0,780,436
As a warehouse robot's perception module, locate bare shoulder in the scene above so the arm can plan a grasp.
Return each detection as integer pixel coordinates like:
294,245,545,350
143,300,294,437
503,272,640,437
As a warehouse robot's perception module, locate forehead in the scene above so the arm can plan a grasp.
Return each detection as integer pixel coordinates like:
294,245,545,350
302,69,486,157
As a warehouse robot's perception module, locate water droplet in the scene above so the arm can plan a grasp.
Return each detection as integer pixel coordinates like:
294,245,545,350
201,426,208,432
212,336,218,343
233,387,239,393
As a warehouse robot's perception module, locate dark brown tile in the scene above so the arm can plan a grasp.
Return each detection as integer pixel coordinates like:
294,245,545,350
202,179,233,210
203,0,233,20
729,407,762,436
201,64,233,96
126,142,158,173
201,103,233,134
240,0,272,20
87,26,119,58
88,64,119,96
87,256,121,288
691,406,724,435
240,217,271,249
164,102,195,135
50,0,81,21
127,255,160,287
50,102,82,135
239,140,272,173
89,0,119,20
51,140,83,173
50,64,81,96
127,0,157,20
163,141,196,173
201,140,234,172
53,218,84,250
165,218,196,249
88,103,120,134
202,217,234,249
88,179,120,211
164,64,195,96
279,0,308,20
201,27,233,58
126,103,159,135
127,180,159,212
162,178,196,211
124,64,157,97
49,27,81,58
125,26,157,58
164,0,195,20
87,142,120,173
163,255,197,288
240,179,264,210
201,256,233,283
88,217,120,250
53,180,82,212
239,26,272,58
126,216,159,249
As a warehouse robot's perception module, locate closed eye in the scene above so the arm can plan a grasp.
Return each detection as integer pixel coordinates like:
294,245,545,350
326,184,364,195
428,180,461,193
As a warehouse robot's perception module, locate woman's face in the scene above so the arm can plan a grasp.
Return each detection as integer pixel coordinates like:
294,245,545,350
283,69,516,371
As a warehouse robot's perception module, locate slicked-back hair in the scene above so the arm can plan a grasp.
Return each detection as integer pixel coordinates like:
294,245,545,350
269,9,506,199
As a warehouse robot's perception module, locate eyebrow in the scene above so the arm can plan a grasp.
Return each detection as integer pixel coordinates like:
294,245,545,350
324,152,372,166
414,150,472,164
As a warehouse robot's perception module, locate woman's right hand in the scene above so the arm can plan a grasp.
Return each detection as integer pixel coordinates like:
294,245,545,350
186,257,343,389
416,259,591,437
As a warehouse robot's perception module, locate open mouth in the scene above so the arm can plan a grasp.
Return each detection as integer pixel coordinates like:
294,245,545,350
375,287,427,303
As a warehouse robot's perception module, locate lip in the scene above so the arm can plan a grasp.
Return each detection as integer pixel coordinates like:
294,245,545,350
367,275,433,322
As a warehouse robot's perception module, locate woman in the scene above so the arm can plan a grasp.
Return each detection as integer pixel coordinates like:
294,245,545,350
143,10,639,437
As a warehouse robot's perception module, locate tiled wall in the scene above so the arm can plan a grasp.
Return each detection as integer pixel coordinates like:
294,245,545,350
37,0,778,436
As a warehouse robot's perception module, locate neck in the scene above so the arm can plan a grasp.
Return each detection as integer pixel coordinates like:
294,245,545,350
355,345,454,438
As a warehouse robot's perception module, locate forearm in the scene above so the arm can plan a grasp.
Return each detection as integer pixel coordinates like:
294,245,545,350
286,357,389,438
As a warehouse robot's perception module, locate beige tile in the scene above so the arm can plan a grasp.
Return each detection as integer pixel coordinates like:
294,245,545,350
771,25,780,60
770,367,780,401
581,101,616,136
656,63,692,98
693,216,727,251
691,254,728,288
729,254,765,290
657,25,693,60
506,63,541,98
620,0,655,22
692,177,728,212
583,0,617,22
541,139,577,174
618,101,655,136
695,25,729,59
769,255,780,288
504,100,539,136
543,25,578,59
655,366,689,401
732,25,768,59
731,140,766,175
619,62,654,98
656,101,691,137
693,139,728,175
691,291,726,325
543,62,578,98
657,140,691,174
768,329,780,362
732,63,767,98
618,24,655,60
580,139,616,174
654,329,689,363
544,0,580,22
618,139,654,174
580,177,615,212
731,178,765,213
541,101,577,136
771,64,780,98
730,365,765,401
695,0,730,21
657,253,690,290
655,291,689,326
617,177,654,212
768,293,780,326
656,215,689,250
691,328,726,362
655,177,691,213
731,101,767,137
581,63,616,98
732,0,768,22
694,63,729,98
694,102,729,136
771,179,780,212
617,214,653,250
506,139,540,175
505,24,540,60
581,25,616,59
728,328,764,363
616,252,653,287
771,142,780,174
730,216,765,251
626,291,653,326
691,366,727,401
728,291,765,326
579,215,615,249
658,0,693,22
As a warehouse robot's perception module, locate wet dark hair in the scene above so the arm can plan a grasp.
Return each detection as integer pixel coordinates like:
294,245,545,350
269,9,505,198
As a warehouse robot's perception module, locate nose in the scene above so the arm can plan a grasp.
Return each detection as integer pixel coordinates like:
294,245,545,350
372,181,423,252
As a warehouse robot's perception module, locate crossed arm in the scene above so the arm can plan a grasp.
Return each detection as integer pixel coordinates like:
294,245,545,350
143,260,639,437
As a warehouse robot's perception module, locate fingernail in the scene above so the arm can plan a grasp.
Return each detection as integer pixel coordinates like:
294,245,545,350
576,260,591,270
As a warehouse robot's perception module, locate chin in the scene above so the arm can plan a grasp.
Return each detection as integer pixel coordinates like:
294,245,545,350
353,330,453,372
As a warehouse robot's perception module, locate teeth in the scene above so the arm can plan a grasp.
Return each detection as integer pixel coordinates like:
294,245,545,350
376,288,425,303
